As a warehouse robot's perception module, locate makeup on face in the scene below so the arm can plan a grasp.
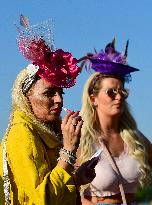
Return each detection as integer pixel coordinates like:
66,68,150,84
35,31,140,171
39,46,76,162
28,79,64,121
43,87,64,98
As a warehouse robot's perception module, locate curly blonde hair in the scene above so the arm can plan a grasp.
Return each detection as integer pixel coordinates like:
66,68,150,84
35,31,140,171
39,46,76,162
80,72,151,186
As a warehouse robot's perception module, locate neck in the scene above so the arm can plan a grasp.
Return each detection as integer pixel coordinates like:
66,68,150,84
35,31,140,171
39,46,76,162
98,114,120,136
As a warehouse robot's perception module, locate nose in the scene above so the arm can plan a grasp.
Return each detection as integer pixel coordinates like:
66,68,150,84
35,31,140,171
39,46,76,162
54,92,63,103
115,92,122,100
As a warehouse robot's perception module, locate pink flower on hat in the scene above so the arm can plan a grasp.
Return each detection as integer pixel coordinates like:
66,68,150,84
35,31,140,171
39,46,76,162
36,48,80,88
18,37,80,88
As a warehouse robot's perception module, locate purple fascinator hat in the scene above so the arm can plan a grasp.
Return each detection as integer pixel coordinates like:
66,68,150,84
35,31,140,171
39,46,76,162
78,38,139,82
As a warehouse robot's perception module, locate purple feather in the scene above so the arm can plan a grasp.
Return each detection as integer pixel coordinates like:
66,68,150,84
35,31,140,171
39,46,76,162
80,39,139,83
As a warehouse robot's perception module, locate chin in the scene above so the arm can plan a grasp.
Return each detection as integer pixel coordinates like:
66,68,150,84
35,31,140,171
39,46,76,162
43,113,60,122
112,109,124,117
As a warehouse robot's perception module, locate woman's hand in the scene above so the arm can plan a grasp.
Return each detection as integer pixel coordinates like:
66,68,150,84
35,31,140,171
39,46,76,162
74,157,99,186
61,111,83,153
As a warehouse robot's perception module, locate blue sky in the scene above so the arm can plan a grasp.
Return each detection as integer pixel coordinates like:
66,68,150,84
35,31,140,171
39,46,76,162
0,0,152,141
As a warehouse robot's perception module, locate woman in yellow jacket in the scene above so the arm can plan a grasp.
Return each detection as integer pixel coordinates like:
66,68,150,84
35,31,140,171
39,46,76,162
0,18,97,205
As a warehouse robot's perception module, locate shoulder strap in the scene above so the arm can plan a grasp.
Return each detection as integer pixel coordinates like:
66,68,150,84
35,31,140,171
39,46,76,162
100,141,127,205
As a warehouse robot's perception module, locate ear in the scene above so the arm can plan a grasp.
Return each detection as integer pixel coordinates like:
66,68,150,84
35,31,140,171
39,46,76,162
90,94,97,107
90,94,95,102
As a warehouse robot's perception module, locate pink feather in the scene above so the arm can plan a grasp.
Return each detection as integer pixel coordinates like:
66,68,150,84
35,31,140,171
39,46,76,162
20,14,29,28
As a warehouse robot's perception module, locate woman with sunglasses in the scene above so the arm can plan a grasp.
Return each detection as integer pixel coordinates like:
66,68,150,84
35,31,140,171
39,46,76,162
78,39,152,205
0,18,98,205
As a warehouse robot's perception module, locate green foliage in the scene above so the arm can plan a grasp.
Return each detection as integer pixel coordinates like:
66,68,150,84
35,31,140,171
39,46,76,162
136,185,152,202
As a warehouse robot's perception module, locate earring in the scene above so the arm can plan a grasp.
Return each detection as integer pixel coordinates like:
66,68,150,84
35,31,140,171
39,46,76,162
92,103,97,108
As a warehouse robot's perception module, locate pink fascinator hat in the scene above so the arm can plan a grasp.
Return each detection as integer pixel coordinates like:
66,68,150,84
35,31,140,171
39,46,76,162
16,15,81,93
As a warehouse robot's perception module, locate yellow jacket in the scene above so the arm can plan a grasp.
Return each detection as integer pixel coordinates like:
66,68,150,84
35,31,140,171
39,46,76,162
0,111,76,205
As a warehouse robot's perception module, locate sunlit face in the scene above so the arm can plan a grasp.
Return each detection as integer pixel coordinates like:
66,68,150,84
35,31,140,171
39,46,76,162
27,78,64,122
91,77,126,118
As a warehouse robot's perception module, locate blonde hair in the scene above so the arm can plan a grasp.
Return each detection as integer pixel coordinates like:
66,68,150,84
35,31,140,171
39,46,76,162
80,72,151,185
5,68,62,142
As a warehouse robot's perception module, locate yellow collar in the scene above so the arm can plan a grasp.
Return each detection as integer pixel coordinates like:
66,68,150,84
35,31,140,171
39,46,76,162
12,110,61,149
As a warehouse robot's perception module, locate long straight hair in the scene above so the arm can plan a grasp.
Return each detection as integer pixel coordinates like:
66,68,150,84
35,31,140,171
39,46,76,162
80,72,151,185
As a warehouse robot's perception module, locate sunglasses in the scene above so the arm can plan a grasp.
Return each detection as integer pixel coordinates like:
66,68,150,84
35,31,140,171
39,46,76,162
104,88,129,99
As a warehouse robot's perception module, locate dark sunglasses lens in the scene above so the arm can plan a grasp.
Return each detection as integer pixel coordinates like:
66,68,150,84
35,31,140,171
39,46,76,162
106,88,129,99
106,89,116,98
121,89,129,99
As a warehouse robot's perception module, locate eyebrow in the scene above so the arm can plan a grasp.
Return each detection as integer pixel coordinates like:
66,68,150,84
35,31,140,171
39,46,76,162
43,86,57,91
43,87,63,92
102,85,124,89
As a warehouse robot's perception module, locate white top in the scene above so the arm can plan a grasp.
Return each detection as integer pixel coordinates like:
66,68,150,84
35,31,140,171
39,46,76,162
83,144,141,197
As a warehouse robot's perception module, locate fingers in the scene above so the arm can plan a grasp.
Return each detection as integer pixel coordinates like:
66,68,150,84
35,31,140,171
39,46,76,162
61,111,74,127
75,119,83,135
70,111,80,127
62,111,82,131
61,110,83,151
62,111,79,126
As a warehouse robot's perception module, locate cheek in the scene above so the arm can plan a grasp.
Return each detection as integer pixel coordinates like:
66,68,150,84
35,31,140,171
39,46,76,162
30,96,53,114
32,98,45,108
95,96,113,115
96,95,111,108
